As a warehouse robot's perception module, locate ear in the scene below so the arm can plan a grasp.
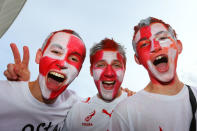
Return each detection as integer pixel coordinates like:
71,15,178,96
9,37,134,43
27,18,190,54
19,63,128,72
134,54,141,65
90,65,93,76
35,48,42,64
177,40,182,54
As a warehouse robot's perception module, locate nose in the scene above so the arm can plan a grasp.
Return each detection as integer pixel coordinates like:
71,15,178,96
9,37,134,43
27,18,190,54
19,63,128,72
56,61,67,70
103,65,115,78
150,39,161,53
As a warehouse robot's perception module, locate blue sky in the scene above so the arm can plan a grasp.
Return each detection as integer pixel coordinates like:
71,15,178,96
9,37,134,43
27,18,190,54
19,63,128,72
0,0,197,97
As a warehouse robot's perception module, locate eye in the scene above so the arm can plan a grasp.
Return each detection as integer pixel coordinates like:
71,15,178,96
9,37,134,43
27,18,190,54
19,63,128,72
159,36,168,41
68,55,79,62
140,43,149,48
112,62,122,68
95,61,106,68
51,50,62,56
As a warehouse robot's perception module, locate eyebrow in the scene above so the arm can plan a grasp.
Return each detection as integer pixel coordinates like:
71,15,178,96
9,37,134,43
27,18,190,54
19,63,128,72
154,31,168,36
71,52,83,58
51,44,64,50
137,37,148,44
113,60,121,63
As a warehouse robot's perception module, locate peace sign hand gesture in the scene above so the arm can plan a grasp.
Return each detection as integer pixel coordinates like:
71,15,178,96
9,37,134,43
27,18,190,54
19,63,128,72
4,43,30,81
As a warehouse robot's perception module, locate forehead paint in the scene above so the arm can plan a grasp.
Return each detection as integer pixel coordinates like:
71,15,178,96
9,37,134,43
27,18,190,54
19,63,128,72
102,51,117,64
43,32,70,59
140,26,152,40
67,35,86,60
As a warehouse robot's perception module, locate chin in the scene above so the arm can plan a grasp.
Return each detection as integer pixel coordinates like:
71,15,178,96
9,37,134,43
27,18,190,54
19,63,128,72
100,92,114,101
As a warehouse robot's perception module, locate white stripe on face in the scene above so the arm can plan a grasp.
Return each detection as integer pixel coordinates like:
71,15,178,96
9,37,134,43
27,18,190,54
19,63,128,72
93,69,102,81
62,61,79,85
103,51,117,64
116,70,124,82
39,74,51,99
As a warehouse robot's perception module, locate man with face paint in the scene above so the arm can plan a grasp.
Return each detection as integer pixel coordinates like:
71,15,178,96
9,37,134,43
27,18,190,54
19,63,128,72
109,17,197,131
63,38,129,131
0,29,86,131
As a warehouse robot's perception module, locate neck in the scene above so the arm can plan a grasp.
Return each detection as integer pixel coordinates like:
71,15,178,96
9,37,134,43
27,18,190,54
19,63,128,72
28,79,57,104
145,74,184,95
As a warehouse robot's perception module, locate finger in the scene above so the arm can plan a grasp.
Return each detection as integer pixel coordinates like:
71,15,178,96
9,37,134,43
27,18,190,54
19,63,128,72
22,46,30,67
15,65,30,81
4,70,17,81
7,64,18,79
10,43,21,64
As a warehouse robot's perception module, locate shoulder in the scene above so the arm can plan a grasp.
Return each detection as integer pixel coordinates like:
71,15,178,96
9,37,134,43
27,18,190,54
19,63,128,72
188,85,197,97
113,91,144,114
0,80,28,90
59,89,80,105
62,89,79,99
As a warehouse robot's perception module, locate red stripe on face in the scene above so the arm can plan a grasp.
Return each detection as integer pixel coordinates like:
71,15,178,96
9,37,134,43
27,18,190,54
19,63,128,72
66,35,86,71
50,84,68,99
91,50,104,67
140,26,152,40
39,56,60,76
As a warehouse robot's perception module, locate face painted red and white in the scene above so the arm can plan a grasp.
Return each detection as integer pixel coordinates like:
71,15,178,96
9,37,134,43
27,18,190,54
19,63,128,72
91,50,125,100
134,23,182,84
38,32,85,100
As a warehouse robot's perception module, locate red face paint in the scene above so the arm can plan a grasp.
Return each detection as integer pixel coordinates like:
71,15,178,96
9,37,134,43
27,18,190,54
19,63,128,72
91,50,125,100
39,32,86,100
134,23,180,84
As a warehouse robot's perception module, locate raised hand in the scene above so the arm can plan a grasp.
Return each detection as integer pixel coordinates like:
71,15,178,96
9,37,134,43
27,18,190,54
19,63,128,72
4,43,30,81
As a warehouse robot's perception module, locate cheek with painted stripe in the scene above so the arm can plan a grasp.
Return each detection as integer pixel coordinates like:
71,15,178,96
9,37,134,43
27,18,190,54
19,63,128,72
39,56,59,76
116,69,124,82
93,68,103,81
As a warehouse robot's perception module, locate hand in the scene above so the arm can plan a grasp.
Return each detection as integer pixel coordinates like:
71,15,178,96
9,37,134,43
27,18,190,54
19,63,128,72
121,87,136,96
4,43,30,81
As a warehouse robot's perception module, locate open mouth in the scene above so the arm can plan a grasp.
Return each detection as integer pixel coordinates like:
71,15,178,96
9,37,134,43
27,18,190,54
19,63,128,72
153,55,168,66
47,71,67,90
48,71,66,83
152,55,169,72
102,81,115,90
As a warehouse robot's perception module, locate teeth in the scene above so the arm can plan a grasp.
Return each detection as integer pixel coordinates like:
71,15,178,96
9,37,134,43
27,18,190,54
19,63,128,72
49,72,64,79
103,81,114,84
156,56,163,60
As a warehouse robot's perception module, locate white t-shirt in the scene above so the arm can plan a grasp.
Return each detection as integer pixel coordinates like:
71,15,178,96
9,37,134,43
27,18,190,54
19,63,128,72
64,91,128,131
109,85,197,131
0,80,79,131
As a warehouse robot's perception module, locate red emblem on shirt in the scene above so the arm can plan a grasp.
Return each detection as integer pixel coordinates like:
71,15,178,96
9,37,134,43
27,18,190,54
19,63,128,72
82,97,91,103
102,109,113,118
85,110,96,122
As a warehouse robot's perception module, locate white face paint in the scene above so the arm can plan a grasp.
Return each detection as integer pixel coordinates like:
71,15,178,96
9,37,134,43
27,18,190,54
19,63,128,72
92,50,125,100
39,32,84,100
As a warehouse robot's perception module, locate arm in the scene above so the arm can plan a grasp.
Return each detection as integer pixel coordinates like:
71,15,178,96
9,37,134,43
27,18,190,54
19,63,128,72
4,43,30,81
